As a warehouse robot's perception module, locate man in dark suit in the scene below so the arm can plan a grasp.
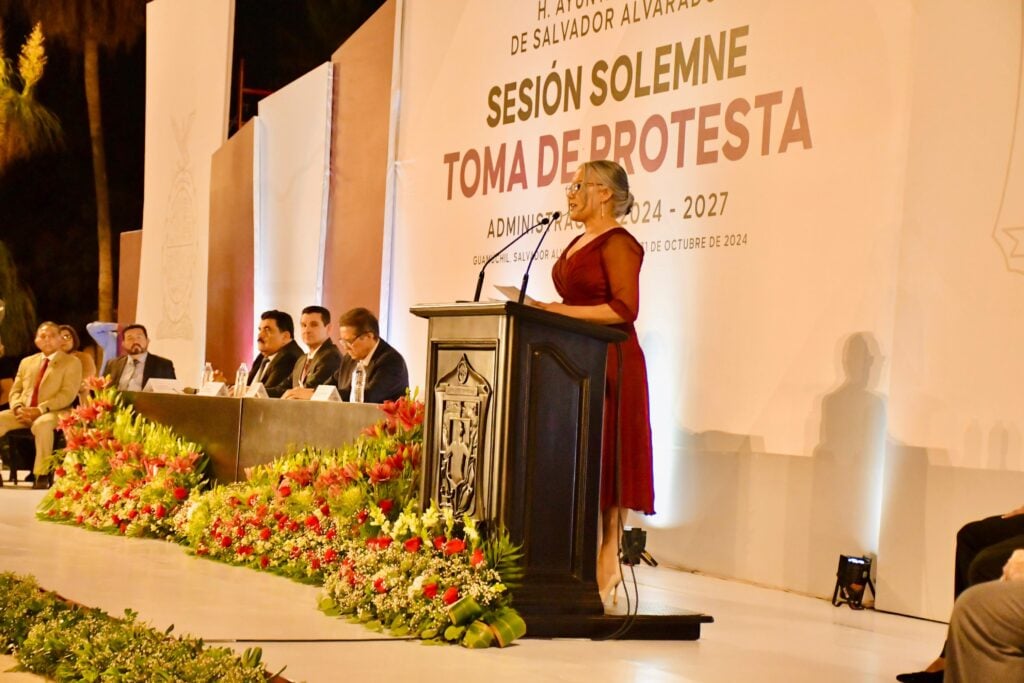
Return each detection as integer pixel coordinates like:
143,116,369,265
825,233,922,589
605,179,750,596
333,307,408,403
282,305,342,400
247,310,304,398
105,324,176,392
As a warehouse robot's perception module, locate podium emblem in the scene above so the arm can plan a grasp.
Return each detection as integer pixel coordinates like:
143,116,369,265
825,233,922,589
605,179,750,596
434,355,491,516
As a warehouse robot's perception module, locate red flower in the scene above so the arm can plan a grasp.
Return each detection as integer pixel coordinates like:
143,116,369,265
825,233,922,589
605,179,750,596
54,467,66,477
127,509,138,520
259,527,272,541
248,493,260,507
320,503,331,516
310,557,321,571
172,486,187,501
356,509,369,524
111,515,121,526
260,555,269,569
377,499,394,515
325,528,337,541
119,522,128,534
237,545,254,556
219,535,232,548
404,537,422,553
82,482,92,493
373,578,387,593
278,485,292,498
367,462,395,484
75,515,84,525
444,538,466,556
141,504,152,514
287,520,300,533
433,536,446,550
305,514,321,530
471,547,485,567
443,586,460,605
53,490,64,499
423,582,438,599
155,504,166,519
323,548,338,563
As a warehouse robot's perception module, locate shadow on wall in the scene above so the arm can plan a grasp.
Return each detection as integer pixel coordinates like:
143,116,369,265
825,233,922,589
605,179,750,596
806,332,888,596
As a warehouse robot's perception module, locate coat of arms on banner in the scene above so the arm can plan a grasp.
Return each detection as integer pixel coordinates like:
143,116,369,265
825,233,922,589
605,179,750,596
158,113,197,339
994,53,1024,275
434,355,491,517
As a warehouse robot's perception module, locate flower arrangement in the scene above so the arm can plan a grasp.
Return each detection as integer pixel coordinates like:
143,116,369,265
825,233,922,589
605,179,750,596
0,573,276,682
35,388,527,648
320,502,526,647
37,377,207,536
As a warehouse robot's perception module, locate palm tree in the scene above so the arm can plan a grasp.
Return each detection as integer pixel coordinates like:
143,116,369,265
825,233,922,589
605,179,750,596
18,0,145,322
0,20,61,172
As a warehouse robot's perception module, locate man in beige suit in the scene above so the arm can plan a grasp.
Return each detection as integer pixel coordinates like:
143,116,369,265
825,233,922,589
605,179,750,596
0,321,82,488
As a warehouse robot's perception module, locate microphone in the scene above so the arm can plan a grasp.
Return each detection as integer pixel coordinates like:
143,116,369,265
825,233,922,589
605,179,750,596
473,212,554,302
518,211,561,304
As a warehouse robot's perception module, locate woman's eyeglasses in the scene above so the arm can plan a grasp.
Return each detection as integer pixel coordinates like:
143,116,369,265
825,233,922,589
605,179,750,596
564,182,603,196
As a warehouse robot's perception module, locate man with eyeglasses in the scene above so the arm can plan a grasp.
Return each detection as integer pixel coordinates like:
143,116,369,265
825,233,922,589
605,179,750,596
332,307,408,404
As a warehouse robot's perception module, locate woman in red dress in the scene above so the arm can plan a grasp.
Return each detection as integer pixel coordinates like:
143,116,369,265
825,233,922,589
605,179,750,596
536,160,655,603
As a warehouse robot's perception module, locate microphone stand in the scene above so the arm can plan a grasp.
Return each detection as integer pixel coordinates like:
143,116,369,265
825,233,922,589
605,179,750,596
473,214,552,302
517,211,561,304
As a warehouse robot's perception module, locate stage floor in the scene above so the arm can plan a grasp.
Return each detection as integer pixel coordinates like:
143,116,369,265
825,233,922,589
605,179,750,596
0,486,943,682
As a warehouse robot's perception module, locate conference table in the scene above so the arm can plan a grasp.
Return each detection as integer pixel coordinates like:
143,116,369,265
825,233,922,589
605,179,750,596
123,392,384,484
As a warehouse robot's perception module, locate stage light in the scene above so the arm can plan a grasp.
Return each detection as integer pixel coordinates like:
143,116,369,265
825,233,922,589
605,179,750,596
620,527,658,567
832,554,874,610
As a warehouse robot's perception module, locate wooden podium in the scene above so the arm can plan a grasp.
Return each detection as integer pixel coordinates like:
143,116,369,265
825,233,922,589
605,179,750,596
411,302,711,639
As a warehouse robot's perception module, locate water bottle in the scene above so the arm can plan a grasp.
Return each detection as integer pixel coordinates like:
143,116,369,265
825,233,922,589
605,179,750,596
352,364,366,403
233,363,248,398
201,362,214,386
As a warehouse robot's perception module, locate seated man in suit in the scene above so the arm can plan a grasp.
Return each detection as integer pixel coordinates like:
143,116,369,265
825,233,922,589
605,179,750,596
333,307,409,403
247,310,304,398
282,306,342,400
0,321,83,488
106,324,176,392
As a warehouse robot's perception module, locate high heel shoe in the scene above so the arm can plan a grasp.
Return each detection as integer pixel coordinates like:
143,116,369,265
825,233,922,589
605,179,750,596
599,578,621,607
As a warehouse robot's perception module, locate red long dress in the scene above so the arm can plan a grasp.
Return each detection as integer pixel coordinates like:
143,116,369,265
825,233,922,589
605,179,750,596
552,227,655,514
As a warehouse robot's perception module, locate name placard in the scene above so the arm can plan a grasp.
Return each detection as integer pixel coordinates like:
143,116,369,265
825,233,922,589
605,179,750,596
310,385,341,402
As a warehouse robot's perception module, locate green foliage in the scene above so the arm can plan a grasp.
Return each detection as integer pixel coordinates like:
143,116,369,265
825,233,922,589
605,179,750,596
0,21,61,173
485,527,525,590
0,573,271,682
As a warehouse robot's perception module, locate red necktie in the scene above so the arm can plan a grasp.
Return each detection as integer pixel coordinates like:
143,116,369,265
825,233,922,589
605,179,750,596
300,356,311,385
29,357,50,407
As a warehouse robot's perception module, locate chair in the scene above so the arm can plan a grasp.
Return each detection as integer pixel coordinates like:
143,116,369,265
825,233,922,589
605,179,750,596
1,428,66,485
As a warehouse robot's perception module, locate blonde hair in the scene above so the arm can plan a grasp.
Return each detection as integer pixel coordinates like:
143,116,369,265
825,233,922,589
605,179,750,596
581,160,635,218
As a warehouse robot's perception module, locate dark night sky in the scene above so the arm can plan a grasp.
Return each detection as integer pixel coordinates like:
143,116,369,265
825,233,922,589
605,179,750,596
0,0,384,348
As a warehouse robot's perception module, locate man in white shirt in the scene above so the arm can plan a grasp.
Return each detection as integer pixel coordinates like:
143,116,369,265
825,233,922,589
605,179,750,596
105,324,176,392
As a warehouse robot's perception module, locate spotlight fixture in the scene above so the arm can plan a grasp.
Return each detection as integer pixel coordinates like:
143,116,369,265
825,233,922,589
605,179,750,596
832,554,874,610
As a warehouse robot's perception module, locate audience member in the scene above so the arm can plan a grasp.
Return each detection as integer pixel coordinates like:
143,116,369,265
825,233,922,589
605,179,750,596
0,322,83,488
898,507,1024,681
333,307,408,403
247,310,304,398
105,324,176,392
59,324,97,403
941,550,1024,683
282,306,341,400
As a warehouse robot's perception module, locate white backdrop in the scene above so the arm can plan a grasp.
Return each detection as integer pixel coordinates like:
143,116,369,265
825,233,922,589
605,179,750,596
137,0,234,383
254,63,335,354
385,0,1024,618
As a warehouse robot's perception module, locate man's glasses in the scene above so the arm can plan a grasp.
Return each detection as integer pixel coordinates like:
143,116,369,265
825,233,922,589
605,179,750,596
339,331,370,348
